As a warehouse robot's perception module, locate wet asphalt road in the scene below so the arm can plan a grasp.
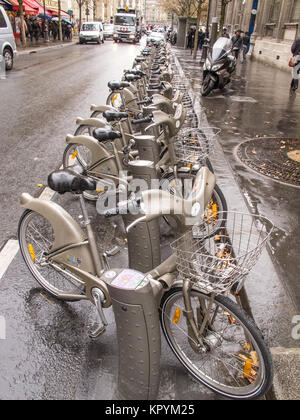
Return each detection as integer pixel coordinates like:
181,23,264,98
0,41,141,248
0,41,224,400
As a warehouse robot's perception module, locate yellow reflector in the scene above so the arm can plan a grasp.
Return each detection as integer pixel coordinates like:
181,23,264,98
28,244,35,262
72,150,78,160
212,203,218,218
173,308,181,324
243,358,253,379
112,94,118,104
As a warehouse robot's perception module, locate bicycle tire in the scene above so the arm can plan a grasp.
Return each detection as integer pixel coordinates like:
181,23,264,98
18,210,85,301
160,287,273,400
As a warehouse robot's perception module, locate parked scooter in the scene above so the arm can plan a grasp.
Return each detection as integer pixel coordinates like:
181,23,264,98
202,37,236,97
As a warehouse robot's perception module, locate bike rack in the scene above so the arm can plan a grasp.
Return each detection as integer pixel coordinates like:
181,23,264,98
103,268,161,400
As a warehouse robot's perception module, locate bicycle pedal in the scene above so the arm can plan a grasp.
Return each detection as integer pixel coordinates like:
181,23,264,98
105,245,121,257
88,324,106,339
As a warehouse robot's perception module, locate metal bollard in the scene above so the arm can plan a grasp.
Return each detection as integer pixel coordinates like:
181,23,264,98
102,268,161,400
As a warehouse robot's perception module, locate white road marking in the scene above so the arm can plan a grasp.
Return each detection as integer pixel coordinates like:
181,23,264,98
0,316,5,339
0,240,20,281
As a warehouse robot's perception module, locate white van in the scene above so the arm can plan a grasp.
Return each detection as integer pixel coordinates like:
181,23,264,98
0,6,17,70
79,22,104,44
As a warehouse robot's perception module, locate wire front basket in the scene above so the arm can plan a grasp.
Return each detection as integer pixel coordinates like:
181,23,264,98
173,127,220,166
171,212,274,295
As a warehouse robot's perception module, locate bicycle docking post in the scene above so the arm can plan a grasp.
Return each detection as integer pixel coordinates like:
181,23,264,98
102,269,161,400
124,160,161,273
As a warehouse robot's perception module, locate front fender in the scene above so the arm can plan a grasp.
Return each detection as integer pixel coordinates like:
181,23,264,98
20,193,87,253
66,134,119,179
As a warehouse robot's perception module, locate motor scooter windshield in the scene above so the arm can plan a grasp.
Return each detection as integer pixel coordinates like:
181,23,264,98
211,38,233,61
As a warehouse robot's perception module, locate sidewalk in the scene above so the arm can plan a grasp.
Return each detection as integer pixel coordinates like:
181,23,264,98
171,47,300,400
16,38,77,56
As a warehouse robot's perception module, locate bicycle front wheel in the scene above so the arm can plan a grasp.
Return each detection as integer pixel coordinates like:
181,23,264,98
19,210,86,301
160,287,273,399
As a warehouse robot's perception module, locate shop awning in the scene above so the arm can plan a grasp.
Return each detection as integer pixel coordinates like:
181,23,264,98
10,0,37,14
24,0,44,14
46,7,70,18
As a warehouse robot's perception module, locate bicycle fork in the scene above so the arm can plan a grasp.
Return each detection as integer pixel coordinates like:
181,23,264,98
182,279,219,353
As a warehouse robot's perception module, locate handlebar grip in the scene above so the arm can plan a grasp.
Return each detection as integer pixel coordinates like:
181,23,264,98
131,115,153,125
148,83,163,90
137,98,153,105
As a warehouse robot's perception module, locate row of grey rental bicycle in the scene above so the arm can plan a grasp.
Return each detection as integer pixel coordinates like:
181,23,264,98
18,40,275,400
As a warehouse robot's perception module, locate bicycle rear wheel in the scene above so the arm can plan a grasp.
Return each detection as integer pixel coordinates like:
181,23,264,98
19,210,85,301
160,287,273,399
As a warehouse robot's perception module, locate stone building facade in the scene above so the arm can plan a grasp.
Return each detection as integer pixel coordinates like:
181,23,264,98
208,0,300,71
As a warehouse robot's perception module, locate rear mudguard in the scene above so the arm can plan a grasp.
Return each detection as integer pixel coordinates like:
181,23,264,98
66,134,120,181
75,117,107,128
20,193,97,276
90,104,115,113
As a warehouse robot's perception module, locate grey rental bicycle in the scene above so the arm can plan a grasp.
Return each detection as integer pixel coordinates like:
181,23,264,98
18,165,274,400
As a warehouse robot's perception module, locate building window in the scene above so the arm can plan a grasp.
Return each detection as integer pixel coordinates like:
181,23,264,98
291,0,300,22
269,0,281,23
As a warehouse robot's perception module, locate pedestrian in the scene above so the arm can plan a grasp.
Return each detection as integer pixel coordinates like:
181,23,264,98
241,31,250,61
221,26,230,39
51,21,58,41
290,37,300,91
32,18,40,42
187,27,195,50
231,29,243,60
62,21,67,41
198,29,205,49
65,23,71,40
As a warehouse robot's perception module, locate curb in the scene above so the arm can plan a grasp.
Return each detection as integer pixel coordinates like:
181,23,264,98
171,48,299,401
17,41,77,56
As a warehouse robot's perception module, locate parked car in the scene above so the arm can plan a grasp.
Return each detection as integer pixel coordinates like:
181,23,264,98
0,6,17,71
79,22,104,44
147,31,165,44
103,23,114,40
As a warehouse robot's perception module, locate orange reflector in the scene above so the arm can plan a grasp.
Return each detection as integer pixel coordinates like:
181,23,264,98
212,203,218,218
173,308,181,324
28,244,35,262
72,150,78,160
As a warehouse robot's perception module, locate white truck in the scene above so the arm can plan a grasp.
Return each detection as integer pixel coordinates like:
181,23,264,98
113,8,141,44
